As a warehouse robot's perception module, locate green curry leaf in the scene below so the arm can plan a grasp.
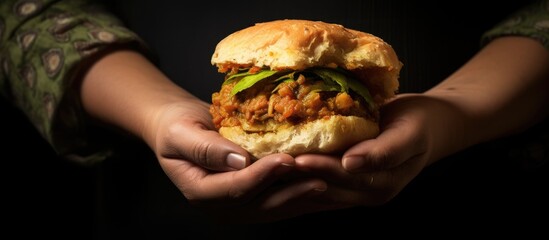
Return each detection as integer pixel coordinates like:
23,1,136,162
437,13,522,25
308,68,374,109
224,68,374,110
309,80,341,93
308,68,349,92
346,76,375,109
230,70,278,96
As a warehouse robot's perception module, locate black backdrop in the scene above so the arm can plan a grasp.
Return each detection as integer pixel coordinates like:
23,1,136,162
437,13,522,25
2,0,547,239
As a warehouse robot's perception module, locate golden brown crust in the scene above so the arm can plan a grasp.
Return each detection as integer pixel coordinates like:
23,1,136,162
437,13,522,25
211,19,401,72
219,115,379,159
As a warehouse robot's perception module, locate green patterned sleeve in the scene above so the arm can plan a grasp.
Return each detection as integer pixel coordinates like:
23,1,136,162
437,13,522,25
481,0,549,50
0,0,148,164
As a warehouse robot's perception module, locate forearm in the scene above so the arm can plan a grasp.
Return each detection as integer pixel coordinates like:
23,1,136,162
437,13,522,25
80,49,198,146
426,37,549,159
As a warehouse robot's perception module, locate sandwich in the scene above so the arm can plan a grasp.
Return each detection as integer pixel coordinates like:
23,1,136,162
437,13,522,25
209,19,402,159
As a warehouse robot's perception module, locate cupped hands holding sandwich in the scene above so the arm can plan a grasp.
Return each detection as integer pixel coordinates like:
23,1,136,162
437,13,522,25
82,19,402,223
81,18,549,224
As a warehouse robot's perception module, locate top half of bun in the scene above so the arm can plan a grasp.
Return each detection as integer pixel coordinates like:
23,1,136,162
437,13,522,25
211,19,402,99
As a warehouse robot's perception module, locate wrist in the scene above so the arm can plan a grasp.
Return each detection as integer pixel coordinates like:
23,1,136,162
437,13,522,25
80,49,192,145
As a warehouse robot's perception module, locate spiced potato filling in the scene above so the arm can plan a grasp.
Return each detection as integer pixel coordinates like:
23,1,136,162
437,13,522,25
210,67,378,133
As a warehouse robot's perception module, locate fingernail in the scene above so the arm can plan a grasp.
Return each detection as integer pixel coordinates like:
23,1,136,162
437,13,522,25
308,181,328,194
342,156,364,171
313,185,327,192
281,162,295,167
275,162,295,175
226,153,247,170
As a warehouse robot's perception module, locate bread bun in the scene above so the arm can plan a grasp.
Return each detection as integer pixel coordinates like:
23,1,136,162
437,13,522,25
219,115,379,159
212,19,400,70
210,19,402,159
211,19,401,100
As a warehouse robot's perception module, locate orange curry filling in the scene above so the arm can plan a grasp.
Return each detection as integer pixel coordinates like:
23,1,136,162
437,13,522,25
210,70,376,132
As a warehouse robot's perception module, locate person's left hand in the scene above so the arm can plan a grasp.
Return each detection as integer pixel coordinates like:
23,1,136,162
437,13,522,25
293,93,465,207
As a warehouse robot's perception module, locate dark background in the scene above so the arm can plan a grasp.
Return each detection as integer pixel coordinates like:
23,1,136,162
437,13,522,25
2,0,547,239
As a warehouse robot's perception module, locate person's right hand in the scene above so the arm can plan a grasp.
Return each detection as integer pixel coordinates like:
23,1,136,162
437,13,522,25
81,50,328,223
144,97,329,223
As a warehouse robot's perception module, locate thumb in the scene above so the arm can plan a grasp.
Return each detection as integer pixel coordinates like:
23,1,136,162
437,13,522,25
161,124,251,171
342,119,427,173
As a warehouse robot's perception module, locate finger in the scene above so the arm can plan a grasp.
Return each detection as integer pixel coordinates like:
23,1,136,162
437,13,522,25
294,156,401,205
257,178,327,210
296,153,427,206
163,121,252,171
295,154,343,181
171,153,302,204
296,154,381,189
325,155,427,206
342,116,427,173
219,178,331,223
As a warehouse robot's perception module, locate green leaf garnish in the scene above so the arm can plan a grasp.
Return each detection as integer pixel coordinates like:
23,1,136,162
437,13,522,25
274,72,297,82
346,76,375,109
308,80,341,93
308,68,349,92
308,68,374,109
225,71,250,82
223,67,374,110
230,70,278,96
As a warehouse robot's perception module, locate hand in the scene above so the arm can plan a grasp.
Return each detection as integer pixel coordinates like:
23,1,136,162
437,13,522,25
294,37,549,208
144,97,252,171
146,99,328,223
81,50,328,223
294,93,467,206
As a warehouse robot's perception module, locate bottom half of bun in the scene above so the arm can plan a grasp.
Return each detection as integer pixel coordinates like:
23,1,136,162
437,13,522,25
219,115,379,159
